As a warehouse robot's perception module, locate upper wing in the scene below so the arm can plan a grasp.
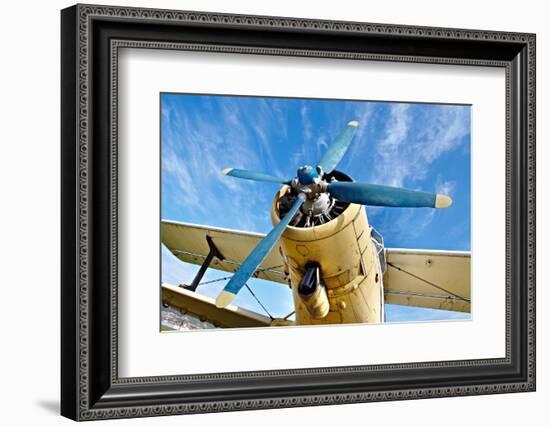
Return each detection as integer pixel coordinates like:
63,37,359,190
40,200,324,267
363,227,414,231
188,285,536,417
383,248,471,313
161,220,288,285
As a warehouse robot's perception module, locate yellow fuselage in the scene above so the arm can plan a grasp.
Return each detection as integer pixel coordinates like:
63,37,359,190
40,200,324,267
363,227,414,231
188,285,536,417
271,187,384,325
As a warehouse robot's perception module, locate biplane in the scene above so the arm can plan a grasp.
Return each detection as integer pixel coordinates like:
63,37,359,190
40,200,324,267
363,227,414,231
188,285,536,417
161,120,470,329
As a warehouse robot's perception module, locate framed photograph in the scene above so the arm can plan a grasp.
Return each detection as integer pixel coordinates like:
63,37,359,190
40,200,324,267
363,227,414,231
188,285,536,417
61,4,536,421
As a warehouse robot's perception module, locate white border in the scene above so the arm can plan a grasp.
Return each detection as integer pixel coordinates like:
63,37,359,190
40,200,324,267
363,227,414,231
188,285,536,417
118,48,506,377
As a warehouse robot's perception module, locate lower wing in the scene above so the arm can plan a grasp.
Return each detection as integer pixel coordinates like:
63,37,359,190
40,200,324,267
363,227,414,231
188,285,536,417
383,248,471,313
162,284,293,328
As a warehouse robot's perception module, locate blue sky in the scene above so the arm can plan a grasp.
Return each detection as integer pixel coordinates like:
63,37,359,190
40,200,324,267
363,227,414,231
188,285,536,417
161,93,471,323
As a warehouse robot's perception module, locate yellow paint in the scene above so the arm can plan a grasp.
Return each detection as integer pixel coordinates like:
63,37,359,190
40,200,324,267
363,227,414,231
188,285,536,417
215,290,235,308
435,194,453,208
271,187,383,325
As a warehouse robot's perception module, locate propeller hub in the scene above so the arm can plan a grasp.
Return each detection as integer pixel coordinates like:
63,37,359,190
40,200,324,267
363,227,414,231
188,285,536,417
297,165,319,185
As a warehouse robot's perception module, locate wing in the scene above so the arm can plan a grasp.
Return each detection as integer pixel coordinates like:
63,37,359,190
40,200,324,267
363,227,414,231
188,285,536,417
161,220,288,285
383,248,471,313
162,284,293,328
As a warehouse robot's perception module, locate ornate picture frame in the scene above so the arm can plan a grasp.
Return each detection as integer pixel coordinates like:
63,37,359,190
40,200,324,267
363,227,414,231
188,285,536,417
61,4,535,420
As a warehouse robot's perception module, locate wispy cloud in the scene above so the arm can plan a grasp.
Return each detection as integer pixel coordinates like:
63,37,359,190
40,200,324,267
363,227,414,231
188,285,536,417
162,95,286,231
372,104,469,188
373,104,412,187
338,102,374,167
300,102,313,142
385,208,435,240
162,146,206,213
363,104,469,245
435,178,456,196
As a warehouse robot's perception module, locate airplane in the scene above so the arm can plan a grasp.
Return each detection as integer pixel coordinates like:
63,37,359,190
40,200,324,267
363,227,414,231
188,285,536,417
161,120,470,329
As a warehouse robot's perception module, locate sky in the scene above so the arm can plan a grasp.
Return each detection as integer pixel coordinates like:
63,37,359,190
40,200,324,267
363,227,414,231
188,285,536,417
160,93,471,324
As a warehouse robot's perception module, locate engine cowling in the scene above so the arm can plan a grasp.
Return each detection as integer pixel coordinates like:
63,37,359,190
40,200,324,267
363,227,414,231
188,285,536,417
271,179,383,325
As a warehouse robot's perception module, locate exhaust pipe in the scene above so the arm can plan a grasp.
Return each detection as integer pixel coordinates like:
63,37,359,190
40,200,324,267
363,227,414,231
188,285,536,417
298,263,329,319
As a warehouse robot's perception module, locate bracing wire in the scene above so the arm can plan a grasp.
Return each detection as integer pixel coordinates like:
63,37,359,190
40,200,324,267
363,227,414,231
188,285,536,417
190,265,288,320
386,262,470,303
244,283,274,320
196,265,285,286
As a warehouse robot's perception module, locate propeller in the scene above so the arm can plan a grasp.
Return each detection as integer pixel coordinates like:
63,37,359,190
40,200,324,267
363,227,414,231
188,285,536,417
215,194,306,308
215,120,453,307
222,168,290,185
317,120,358,174
326,182,452,208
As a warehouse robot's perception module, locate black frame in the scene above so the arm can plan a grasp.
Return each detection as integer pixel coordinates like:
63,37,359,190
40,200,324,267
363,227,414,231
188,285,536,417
61,4,536,421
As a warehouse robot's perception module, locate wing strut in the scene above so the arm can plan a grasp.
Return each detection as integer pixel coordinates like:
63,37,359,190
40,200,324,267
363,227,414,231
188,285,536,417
183,236,225,292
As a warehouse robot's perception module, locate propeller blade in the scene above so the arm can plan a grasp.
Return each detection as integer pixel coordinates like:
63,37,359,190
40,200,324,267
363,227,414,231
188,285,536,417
215,194,306,308
222,168,290,185
317,120,359,174
327,182,452,208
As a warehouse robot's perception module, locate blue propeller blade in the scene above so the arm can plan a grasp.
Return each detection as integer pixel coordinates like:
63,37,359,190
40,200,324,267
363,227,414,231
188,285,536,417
327,182,452,208
317,120,359,174
215,194,306,308
222,168,290,185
